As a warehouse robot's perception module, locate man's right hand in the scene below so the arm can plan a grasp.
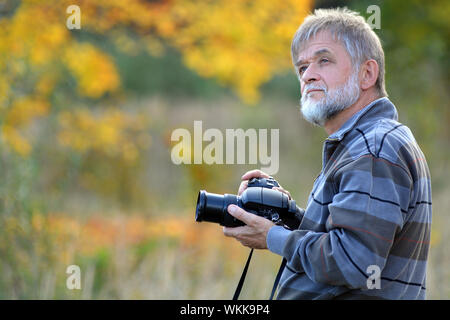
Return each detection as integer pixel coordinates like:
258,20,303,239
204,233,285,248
238,169,292,200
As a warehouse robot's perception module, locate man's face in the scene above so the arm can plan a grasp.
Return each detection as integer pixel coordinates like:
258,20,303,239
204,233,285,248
295,31,361,126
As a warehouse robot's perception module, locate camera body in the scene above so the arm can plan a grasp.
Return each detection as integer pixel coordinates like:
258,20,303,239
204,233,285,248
246,177,280,189
195,177,301,229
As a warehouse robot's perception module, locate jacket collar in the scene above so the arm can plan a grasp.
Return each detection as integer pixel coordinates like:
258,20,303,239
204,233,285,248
326,97,397,142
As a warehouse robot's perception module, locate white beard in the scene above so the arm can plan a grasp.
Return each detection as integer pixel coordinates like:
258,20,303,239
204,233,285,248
300,70,360,126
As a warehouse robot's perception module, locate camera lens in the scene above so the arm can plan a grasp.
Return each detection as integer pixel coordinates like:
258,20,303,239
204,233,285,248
195,190,224,224
195,190,207,222
195,190,242,226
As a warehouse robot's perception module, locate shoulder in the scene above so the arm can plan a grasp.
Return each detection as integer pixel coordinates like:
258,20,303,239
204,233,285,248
351,117,416,162
345,117,429,184
333,120,415,192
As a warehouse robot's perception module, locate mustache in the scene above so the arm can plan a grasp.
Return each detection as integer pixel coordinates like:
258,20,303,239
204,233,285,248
302,84,327,96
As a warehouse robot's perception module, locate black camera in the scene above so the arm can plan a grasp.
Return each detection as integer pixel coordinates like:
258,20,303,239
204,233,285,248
195,177,301,229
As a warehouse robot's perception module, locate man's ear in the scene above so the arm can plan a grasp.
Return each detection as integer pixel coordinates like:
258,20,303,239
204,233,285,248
360,59,379,91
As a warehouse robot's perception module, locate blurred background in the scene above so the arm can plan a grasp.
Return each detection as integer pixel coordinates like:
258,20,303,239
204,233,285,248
0,0,448,299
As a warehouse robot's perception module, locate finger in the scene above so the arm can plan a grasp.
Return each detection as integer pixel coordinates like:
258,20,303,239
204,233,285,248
227,204,256,226
273,187,292,200
241,169,271,181
223,225,248,237
237,180,248,195
276,187,291,199
223,226,236,237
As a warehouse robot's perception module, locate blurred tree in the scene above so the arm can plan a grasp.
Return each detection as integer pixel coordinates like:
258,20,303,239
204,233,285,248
0,0,313,207
348,0,450,176
0,0,313,153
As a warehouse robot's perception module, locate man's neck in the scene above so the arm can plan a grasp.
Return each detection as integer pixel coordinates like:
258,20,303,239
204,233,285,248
324,91,381,136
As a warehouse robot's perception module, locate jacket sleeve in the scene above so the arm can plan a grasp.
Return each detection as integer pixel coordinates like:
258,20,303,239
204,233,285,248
266,154,412,289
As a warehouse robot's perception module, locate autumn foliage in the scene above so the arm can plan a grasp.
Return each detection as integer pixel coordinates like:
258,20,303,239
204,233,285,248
0,0,311,158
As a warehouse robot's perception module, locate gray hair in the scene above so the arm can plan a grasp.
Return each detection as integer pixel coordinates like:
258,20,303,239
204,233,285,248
291,8,387,97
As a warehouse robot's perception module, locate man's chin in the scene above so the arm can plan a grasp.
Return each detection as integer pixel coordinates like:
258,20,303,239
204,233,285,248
300,103,327,126
300,99,350,127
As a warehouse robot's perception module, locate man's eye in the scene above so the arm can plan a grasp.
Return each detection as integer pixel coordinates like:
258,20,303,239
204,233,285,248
320,58,329,63
299,66,307,74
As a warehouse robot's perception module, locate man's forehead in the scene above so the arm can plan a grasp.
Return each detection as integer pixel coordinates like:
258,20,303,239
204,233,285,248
295,48,334,66
295,32,347,65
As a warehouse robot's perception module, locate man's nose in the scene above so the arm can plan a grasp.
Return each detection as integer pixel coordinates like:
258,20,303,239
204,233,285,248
301,63,321,84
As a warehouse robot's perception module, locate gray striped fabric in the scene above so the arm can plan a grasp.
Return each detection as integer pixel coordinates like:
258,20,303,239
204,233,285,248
267,97,432,299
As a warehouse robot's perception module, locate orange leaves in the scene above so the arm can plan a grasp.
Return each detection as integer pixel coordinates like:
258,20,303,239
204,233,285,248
30,213,243,259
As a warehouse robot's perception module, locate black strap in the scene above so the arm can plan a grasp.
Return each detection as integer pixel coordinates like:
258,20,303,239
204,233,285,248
269,258,286,300
233,248,254,300
232,249,287,300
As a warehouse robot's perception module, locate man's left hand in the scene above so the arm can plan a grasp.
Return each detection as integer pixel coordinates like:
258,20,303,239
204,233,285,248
223,204,275,249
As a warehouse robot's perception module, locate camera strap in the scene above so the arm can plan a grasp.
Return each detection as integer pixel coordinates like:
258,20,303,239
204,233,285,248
232,249,287,300
269,258,286,300
232,249,254,300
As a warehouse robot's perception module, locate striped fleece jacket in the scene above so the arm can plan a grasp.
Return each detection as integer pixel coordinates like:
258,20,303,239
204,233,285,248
267,97,432,299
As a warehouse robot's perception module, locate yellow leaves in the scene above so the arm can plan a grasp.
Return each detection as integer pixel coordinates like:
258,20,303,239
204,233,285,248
0,0,313,158
4,97,49,127
58,110,92,152
0,81,10,110
1,0,313,105
63,43,120,98
153,0,313,104
0,1,118,157
57,108,150,163
2,126,32,157
29,24,67,66
2,97,49,156
3,2,67,66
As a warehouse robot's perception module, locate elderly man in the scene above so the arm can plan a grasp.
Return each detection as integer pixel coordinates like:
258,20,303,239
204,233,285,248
223,8,432,299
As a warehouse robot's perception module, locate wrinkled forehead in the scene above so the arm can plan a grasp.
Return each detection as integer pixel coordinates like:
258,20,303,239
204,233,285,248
294,31,351,65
